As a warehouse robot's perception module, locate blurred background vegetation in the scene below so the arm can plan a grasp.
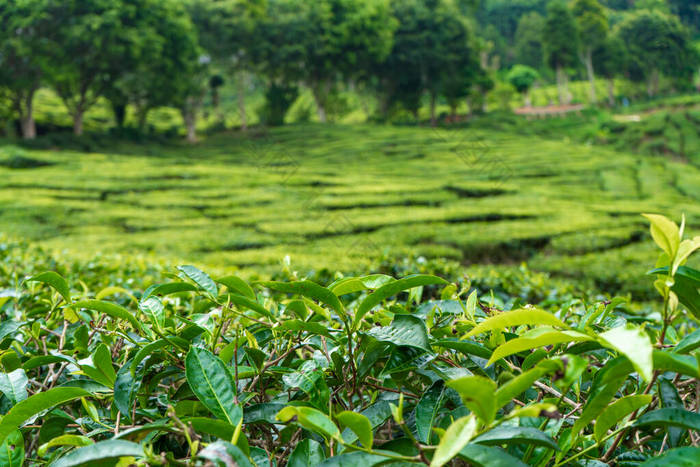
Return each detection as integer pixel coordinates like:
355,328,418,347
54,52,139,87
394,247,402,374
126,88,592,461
1,0,700,301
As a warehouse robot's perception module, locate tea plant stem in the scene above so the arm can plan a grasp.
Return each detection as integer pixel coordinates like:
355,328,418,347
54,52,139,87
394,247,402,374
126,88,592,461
533,381,580,410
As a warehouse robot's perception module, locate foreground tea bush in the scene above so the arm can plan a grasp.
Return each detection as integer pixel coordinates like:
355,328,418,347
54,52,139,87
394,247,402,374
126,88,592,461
0,214,698,466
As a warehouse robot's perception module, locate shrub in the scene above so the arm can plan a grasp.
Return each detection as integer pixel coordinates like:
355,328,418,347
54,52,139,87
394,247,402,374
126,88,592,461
0,216,698,466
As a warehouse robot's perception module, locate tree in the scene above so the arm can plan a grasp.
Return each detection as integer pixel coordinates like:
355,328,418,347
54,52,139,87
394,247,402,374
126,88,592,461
176,55,210,143
572,0,608,104
0,0,44,139
593,35,627,105
543,1,580,105
507,64,539,106
187,0,266,131
295,0,395,123
252,0,312,125
37,0,149,135
514,12,545,70
430,4,481,122
615,10,699,97
374,0,480,125
107,0,201,131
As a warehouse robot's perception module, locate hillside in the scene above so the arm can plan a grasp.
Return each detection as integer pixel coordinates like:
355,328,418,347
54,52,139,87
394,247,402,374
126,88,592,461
2,124,698,298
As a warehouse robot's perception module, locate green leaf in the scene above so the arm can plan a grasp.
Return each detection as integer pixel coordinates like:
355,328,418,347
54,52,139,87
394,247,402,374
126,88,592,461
465,308,566,338
185,347,241,425
26,271,71,303
415,381,446,443
277,406,340,440
366,314,431,352
145,282,198,299
675,328,700,354
670,267,700,319
178,265,218,296
639,447,700,466
328,274,394,296
0,369,28,405
197,441,253,467
635,408,700,431
643,213,680,259
226,293,274,319
278,319,333,338
0,387,90,445
472,426,558,450
659,379,684,447
70,300,140,330
22,355,75,371
594,394,652,442
0,321,21,344
457,444,529,467
0,430,24,467
184,417,235,440
49,439,144,467
599,325,653,382
337,411,373,448
354,275,448,328
317,451,394,466
91,343,116,387
263,280,345,319
673,238,700,275
244,403,287,425
114,359,144,424
446,376,497,424
216,276,256,300
433,339,494,361
650,266,700,318
282,361,330,411
431,414,478,467
139,296,165,329
653,351,699,378
38,435,94,457
340,401,392,446
572,377,625,436
288,439,326,467
130,339,185,376
487,329,591,366
495,360,559,410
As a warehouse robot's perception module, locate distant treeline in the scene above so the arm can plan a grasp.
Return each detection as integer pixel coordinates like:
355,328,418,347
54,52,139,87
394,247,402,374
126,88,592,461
0,0,698,141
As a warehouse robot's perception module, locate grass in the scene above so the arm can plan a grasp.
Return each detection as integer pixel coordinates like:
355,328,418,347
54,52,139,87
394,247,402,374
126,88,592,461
1,122,698,299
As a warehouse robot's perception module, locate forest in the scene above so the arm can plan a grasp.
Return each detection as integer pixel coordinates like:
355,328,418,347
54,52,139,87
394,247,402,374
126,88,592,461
1,1,700,466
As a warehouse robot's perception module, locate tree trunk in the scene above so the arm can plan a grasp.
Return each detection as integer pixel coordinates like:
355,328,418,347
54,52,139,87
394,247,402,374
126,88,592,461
607,78,615,106
184,111,196,143
19,90,36,139
237,70,247,131
555,65,571,106
311,84,328,123
181,96,200,143
73,111,84,136
137,106,149,132
585,48,597,104
647,69,660,98
111,101,127,128
524,89,532,107
429,91,437,126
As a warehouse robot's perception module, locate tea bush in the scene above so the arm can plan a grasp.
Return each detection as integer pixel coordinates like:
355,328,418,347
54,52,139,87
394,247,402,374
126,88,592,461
0,214,698,466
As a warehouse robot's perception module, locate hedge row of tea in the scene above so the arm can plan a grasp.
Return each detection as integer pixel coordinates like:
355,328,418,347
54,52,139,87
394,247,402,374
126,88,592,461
0,215,698,466
2,124,700,300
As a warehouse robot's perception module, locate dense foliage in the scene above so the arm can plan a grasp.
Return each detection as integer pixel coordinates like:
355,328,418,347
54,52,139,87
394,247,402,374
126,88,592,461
2,0,699,139
0,215,698,465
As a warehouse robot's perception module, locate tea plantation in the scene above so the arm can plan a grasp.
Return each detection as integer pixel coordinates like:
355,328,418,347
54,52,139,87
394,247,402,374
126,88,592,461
1,123,699,298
